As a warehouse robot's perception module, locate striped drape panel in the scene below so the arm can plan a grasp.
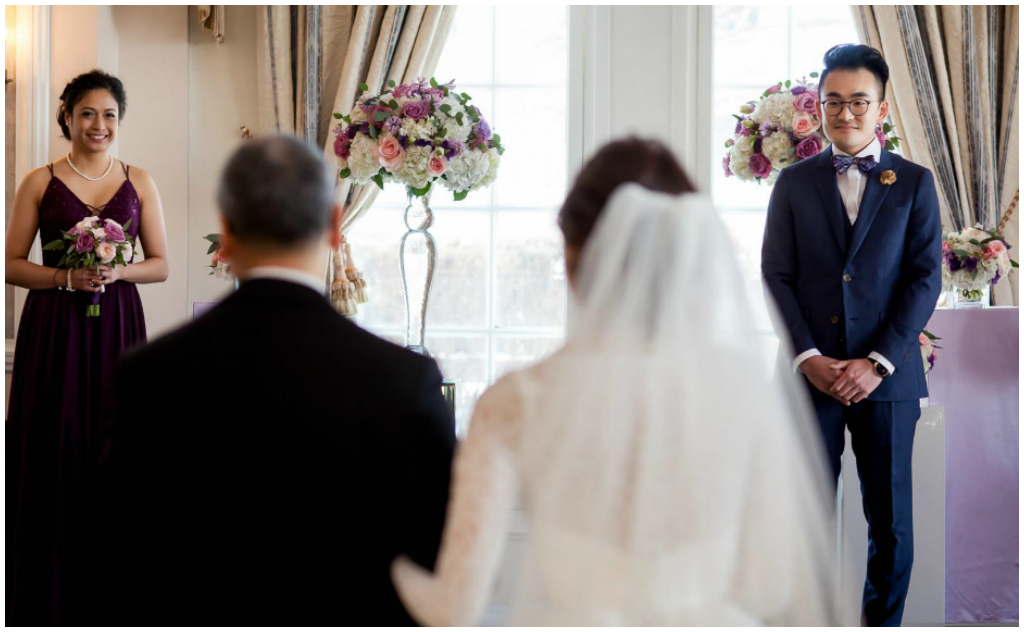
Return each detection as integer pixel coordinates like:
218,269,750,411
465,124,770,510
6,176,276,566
854,6,1019,305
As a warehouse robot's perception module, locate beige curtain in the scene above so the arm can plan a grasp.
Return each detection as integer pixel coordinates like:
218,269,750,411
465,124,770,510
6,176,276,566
854,6,1019,305
256,6,456,311
197,5,225,43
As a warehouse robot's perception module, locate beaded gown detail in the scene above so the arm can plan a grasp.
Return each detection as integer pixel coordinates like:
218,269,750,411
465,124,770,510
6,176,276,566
7,163,147,625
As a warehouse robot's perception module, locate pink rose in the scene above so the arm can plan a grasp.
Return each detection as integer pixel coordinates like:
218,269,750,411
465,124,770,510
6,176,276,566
427,155,447,178
983,240,1007,260
765,84,781,94
793,91,818,114
95,241,117,264
75,231,94,253
377,135,405,171
919,333,930,346
791,111,820,139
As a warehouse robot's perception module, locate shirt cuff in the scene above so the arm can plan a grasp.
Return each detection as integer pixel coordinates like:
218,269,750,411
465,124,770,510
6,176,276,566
868,351,896,375
793,348,822,373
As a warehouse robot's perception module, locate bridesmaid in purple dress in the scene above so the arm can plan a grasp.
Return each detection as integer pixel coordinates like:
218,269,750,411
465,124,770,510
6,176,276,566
5,70,168,624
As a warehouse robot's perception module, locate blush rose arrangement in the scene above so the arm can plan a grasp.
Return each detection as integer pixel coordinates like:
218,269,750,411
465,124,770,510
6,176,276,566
332,77,504,200
723,73,901,184
42,216,134,317
920,329,941,374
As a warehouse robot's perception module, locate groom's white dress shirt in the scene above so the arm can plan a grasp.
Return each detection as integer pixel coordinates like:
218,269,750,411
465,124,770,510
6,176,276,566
794,137,895,375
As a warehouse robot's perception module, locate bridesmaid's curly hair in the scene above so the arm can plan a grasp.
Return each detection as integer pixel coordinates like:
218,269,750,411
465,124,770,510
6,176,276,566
56,70,127,140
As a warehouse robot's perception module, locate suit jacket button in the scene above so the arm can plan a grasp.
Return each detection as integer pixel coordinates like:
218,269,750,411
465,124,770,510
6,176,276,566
831,315,840,325
842,273,853,282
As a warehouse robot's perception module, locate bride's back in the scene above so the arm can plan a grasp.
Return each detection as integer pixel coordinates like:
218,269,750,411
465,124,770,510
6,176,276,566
489,140,840,625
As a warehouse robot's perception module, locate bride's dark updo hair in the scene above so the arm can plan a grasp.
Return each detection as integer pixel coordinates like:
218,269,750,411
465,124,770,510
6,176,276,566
56,69,127,140
559,138,695,260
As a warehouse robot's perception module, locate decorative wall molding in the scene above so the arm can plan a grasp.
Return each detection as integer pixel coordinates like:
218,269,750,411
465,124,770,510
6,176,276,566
670,6,714,193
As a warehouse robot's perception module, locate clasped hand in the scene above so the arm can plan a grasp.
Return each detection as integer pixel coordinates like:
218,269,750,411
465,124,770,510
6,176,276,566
800,356,882,406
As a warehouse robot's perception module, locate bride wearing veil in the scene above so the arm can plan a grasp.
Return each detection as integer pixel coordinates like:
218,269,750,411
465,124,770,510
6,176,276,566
392,139,850,626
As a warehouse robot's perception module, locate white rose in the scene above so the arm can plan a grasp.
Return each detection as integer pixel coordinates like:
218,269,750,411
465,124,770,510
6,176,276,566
93,227,108,241
347,134,381,181
95,241,117,264
120,241,134,263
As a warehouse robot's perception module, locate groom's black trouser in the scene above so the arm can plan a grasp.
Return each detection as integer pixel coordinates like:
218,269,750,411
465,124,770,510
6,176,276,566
811,387,920,628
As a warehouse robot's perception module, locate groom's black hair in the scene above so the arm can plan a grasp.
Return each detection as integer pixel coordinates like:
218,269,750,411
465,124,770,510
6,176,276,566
819,44,889,100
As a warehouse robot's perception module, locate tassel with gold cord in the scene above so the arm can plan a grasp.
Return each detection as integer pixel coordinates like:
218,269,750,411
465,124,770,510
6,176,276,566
343,239,369,304
331,249,357,316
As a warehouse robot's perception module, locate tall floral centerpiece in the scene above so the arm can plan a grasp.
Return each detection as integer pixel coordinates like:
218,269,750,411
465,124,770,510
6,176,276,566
332,77,504,353
723,74,900,184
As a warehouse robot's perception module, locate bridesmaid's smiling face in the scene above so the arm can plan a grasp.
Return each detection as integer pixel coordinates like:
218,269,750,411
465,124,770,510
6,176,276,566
66,90,120,154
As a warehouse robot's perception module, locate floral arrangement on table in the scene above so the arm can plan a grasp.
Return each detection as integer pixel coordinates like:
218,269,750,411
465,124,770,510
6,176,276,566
331,77,504,199
43,216,134,317
941,225,1017,301
723,73,900,184
203,233,233,282
920,329,941,374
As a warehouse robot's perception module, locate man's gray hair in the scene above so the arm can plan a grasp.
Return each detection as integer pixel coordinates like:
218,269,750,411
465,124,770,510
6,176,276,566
217,134,335,246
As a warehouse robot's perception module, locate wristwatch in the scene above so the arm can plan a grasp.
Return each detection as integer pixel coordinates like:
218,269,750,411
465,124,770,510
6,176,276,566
870,359,890,378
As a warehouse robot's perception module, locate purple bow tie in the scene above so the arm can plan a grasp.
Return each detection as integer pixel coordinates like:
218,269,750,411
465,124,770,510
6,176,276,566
831,154,877,175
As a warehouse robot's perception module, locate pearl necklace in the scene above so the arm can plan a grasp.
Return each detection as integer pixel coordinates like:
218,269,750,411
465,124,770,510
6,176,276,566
66,152,114,182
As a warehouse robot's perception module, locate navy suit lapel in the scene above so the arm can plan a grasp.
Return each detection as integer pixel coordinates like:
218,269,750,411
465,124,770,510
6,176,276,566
846,149,896,266
813,146,848,257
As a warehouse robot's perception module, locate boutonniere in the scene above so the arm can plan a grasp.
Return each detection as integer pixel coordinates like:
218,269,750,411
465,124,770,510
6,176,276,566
879,170,897,186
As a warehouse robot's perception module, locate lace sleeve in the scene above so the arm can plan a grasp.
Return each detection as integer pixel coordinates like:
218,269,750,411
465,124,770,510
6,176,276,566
391,376,523,626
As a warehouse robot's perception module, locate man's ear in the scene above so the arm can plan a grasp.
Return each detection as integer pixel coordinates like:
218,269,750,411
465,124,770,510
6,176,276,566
328,204,344,251
218,216,236,260
878,99,890,126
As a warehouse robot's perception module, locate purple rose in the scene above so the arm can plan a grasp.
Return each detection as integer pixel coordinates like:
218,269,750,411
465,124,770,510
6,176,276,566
402,100,430,120
793,92,818,113
104,220,125,243
75,231,94,253
794,135,823,160
723,155,732,177
749,153,773,179
766,84,782,94
790,86,807,95
391,83,415,98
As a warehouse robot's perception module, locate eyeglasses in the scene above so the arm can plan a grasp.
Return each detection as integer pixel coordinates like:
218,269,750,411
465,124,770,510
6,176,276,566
823,99,873,116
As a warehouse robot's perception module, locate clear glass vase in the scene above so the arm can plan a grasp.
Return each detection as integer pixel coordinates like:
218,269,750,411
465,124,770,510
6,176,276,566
400,191,437,356
953,285,990,309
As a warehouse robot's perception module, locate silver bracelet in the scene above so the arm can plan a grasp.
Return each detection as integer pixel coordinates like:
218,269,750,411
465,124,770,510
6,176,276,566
66,268,75,292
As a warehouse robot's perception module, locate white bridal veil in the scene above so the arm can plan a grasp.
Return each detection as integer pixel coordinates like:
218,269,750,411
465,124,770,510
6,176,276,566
507,184,850,625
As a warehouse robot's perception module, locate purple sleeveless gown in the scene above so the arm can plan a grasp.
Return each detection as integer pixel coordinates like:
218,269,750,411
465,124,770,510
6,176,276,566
7,163,147,624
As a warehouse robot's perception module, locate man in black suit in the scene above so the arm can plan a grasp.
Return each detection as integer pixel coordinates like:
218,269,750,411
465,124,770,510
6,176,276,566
88,135,455,625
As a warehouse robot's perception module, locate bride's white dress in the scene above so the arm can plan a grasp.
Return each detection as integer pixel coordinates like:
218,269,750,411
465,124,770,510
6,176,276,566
392,185,848,626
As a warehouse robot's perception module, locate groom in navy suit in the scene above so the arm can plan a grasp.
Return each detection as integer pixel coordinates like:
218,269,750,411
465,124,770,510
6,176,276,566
762,44,941,626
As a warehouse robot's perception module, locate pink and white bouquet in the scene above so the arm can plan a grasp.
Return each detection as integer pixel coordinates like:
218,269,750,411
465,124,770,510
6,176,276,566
203,233,233,282
941,224,1018,300
42,216,134,317
723,73,900,184
919,329,941,374
332,77,504,199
